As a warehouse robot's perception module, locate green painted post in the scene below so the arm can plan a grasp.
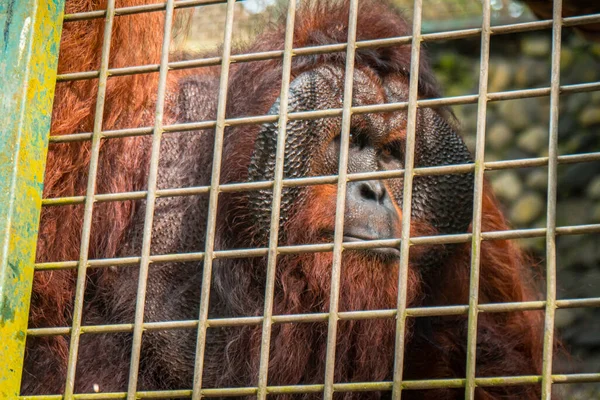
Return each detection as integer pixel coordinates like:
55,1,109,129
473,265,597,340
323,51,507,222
0,0,64,397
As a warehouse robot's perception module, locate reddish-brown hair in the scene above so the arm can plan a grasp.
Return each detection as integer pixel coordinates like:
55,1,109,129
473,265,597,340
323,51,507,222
28,0,167,390
28,0,546,398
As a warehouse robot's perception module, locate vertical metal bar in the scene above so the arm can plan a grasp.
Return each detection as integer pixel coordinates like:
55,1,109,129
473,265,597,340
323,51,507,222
391,0,423,397
541,0,562,398
0,0,65,396
464,0,492,397
190,0,236,398
322,1,359,398
125,0,176,398
62,1,116,397
256,1,297,399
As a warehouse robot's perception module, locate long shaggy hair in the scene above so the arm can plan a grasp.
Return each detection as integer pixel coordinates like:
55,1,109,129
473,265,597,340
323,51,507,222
26,0,547,398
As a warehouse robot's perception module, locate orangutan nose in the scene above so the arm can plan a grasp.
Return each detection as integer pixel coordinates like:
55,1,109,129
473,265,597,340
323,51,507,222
342,180,401,258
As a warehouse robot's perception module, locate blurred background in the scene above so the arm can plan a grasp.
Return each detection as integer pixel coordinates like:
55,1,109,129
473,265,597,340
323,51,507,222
172,1,600,397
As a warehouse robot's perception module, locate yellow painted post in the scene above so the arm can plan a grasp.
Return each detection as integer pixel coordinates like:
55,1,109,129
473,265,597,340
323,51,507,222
0,0,64,397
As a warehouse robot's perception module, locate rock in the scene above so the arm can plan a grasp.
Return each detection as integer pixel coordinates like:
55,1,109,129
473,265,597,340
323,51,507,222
587,176,600,200
514,60,549,88
526,169,548,191
560,47,574,71
560,163,600,194
517,126,548,154
521,35,551,57
571,236,600,268
536,98,550,123
572,316,600,346
556,260,582,289
487,122,513,151
559,135,584,155
555,309,577,329
504,147,530,162
490,171,523,202
532,217,546,229
525,168,548,189
563,52,599,83
556,199,594,227
514,63,528,88
485,153,501,163
510,192,544,225
567,33,586,48
579,105,600,127
488,61,512,92
497,99,534,131
566,92,591,116
558,113,577,139
592,204,600,223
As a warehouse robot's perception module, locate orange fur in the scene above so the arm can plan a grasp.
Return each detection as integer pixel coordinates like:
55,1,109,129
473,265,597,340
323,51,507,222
28,1,548,398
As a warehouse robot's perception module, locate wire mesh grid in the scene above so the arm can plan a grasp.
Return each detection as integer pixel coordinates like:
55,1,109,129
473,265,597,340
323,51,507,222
23,0,600,398
182,0,537,51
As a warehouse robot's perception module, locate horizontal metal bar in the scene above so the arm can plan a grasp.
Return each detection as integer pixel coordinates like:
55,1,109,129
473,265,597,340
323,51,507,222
55,13,600,83
63,0,230,22
48,80,600,144
41,150,600,207
26,296,600,337
17,373,600,399
42,148,600,207
33,223,600,271
30,1,600,398
55,43,349,83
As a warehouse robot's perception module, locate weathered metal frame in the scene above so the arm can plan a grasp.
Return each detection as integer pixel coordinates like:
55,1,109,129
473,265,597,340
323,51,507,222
0,0,65,398
190,0,235,398
61,0,116,395
464,0,492,395
4,0,600,398
541,0,564,397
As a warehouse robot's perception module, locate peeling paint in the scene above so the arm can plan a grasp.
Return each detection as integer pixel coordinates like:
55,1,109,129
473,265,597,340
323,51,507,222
2,0,16,52
18,16,31,65
0,0,64,396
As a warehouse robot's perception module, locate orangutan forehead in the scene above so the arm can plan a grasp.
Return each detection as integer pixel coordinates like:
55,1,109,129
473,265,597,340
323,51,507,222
348,66,410,104
287,64,415,144
349,67,410,144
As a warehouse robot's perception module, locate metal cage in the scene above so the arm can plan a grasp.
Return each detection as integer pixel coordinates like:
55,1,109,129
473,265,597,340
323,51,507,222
1,0,600,398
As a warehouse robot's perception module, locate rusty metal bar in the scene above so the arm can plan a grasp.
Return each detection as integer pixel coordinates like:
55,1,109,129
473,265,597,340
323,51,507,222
63,0,231,22
255,1,297,398
391,0,424,397
17,372,600,399
25,296,600,338
62,1,115,397
464,0,492,396
40,151,600,207
54,13,600,83
124,0,176,398
33,222,600,271
322,1,360,398
21,0,600,397
190,0,235,398
541,0,563,397
47,80,600,144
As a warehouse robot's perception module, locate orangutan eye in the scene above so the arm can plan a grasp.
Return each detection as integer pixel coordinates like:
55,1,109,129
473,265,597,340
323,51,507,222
349,130,368,149
381,140,404,161
335,130,368,150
